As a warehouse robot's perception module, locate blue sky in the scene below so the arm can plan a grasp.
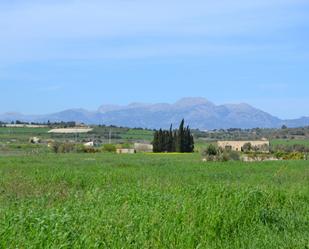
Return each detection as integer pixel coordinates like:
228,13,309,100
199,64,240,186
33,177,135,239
0,0,308,118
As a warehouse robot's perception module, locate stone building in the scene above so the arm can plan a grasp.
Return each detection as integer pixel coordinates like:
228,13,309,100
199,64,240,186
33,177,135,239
116,148,136,154
134,143,153,153
217,140,270,152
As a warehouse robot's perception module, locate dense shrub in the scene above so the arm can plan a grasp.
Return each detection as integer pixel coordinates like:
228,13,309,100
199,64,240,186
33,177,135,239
241,143,252,153
50,143,102,154
202,145,240,162
274,151,285,159
274,151,307,160
283,152,304,160
82,146,99,153
219,150,241,162
51,142,61,153
226,151,241,161
50,143,75,153
202,144,218,156
271,144,309,154
102,144,117,153
241,143,269,153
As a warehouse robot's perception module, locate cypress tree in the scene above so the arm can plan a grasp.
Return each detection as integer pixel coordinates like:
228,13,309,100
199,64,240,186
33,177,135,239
172,130,177,152
178,119,185,152
190,132,194,152
163,130,169,152
158,129,163,152
184,126,194,152
183,126,189,152
152,119,194,153
168,124,173,152
152,130,159,152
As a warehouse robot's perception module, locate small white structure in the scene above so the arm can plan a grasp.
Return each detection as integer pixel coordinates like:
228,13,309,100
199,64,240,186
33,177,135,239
84,141,94,147
6,124,47,128
48,128,93,134
29,137,41,144
134,143,153,153
116,148,136,154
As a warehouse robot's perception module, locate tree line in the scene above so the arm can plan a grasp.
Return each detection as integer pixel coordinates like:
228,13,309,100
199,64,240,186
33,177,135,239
153,119,194,153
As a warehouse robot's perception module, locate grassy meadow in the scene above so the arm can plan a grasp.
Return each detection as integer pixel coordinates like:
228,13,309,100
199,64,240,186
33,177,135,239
0,153,309,248
271,139,309,147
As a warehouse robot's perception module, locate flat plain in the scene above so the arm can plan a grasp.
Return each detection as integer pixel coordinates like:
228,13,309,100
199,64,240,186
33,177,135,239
0,153,308,248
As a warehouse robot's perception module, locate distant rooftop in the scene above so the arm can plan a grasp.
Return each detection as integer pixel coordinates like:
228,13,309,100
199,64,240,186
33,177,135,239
5,124,48,128
48,128,93,134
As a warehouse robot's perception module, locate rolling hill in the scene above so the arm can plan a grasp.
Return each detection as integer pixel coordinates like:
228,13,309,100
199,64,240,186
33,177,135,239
1,98,309,129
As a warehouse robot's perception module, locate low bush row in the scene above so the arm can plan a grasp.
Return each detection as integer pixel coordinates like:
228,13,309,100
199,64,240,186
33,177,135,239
202,144,308,162
202,144,241,162
51,143,118,154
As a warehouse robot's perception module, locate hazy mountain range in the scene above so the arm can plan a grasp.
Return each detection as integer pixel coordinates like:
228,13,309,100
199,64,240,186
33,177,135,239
1,98,309,130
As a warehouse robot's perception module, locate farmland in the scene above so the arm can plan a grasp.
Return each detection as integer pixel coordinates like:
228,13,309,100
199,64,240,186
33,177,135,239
0,153,309,248
271,139,309,147
0,126,309,248
0,126,153,155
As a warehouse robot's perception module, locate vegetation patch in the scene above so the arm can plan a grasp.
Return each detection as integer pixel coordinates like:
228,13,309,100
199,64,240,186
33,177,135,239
1,154,308,248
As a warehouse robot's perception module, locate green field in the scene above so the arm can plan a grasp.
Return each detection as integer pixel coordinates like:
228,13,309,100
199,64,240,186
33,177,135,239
271,139,309,147
0,127,50,143
0,153,308,248
119,129,154,141
0,126,154,145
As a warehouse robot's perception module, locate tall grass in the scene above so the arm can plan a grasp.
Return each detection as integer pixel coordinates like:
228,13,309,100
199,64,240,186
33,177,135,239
0,153,308,248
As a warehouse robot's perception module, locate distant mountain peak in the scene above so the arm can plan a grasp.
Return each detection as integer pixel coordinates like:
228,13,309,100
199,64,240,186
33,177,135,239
174,97,214,107
223,103,255,111
98,104,122,113
127,102,149,108
1,97,309,129
4,112,22,115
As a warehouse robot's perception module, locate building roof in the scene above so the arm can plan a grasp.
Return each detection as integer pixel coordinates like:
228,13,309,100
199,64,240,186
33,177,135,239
48,128,93,134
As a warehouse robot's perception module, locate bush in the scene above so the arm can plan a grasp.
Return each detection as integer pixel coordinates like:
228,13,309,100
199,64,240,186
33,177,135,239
219,150,241,162
283,152,304,160
271,144,309,155
202,144,218,157
51,142,61,153
228,151,241,161
274,151,285,159
241,143,252,152
119,143,133,149
274,151,305,160
51,142,76,153
102,144,117,153
202,145,240,162
82,146,99,153
60,143,75,153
